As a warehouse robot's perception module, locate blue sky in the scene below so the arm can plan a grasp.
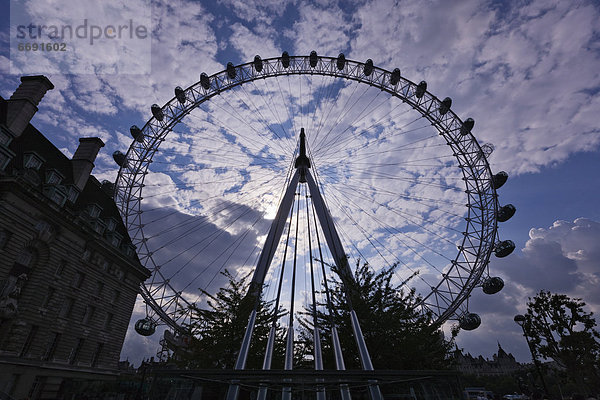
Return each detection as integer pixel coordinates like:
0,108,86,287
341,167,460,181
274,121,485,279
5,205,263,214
2,0,600,367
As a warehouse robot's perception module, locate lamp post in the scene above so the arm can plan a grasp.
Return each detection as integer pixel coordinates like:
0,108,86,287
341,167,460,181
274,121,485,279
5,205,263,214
514,314,549,395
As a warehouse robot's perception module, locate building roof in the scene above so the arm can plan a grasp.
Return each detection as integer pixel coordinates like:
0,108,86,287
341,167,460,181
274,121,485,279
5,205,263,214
1,95,142,268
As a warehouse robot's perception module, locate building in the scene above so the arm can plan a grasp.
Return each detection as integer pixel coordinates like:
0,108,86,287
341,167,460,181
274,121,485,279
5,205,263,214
454,342,525,376
0,76,150,399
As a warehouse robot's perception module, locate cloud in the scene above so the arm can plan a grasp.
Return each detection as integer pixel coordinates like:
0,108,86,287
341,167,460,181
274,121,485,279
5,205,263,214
494,218,600,302
229,23,279,61
457,218,600,361
3,0,599,367
288,2,354,55
349,0,600,174
217,0,293,25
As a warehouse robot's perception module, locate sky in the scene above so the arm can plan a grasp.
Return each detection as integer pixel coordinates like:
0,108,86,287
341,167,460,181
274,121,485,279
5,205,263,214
1,0,600,368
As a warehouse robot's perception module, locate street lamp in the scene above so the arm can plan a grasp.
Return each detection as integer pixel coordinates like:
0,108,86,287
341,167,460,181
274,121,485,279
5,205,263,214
514,314,549,395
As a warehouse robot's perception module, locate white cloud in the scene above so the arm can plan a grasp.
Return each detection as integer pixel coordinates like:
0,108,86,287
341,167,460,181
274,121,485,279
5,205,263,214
217,0,293,25
288,2,353,55
349,0,600,174
455,217,600,362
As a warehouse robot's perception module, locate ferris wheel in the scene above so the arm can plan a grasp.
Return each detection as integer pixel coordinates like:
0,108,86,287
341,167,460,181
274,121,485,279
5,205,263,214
113,51,515,347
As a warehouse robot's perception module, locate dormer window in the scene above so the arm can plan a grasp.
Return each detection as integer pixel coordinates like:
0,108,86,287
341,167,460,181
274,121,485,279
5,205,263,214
106,231,122,248
87,204,102,218
66,186,80,203
45,169,64,185
122,242,136,257
43,185,68,207
91,219,107,235
23,152,44,170
0,126,14,146
0,148,14,171
105,218,117,232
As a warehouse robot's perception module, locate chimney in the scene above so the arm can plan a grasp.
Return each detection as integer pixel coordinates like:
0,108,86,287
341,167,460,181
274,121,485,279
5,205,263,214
6,75,54,137
71,137,105,191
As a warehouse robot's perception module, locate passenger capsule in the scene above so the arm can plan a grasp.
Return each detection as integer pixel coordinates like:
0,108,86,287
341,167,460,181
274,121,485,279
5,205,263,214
415,81,427,98
459,313,481,330
151,104,164,121
460,118,475,135
482,277,504,294
175,86,186,104
282,51,290,68
112,151,128,168
130,125,143,142
497,204,516,222
336,53,346,70
135,318,156,336
309,50,318,68
227,62,236,79
494,240,515,258
254,55,263,72
200,73,210,90
439,97,452,115
492,171,509,189
390,68,401,85
363,59,374,76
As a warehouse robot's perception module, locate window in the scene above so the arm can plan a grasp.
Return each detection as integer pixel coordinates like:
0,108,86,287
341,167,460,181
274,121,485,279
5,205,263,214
122,242,136,257
16,248,34,267
41,287,55,308
81,248,92,261
91,220,107,235
68,338,84,365
82,305,95,325
99,259,110,272
71,271,85,288
23,152,44,170
0,150,12,171
0,229,11,249
54,260,66,276
112,290,121,304
91,343,104,367
34,220,55,242
58,297,74,319
95,281,104,297
5,373,20,396
107,232,123,248
87,204,102,218
66,185,80,203
109,265,124,280
20,325,38,357
105,218,117,232
45,169,64,185
43,186,68,207
28,376,46,398
43,333,60,361
0,126,14,146
104,313,113,330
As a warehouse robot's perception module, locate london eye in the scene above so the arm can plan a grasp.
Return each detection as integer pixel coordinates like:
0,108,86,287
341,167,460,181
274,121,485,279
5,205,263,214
114,52,515,390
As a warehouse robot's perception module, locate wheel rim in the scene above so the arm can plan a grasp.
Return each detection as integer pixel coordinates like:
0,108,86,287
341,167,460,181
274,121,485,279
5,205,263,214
114,53,500,333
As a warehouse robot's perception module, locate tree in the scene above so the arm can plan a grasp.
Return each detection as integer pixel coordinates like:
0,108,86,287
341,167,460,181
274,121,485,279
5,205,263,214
179,270,285,369
299,262,457,370
523,290,600,392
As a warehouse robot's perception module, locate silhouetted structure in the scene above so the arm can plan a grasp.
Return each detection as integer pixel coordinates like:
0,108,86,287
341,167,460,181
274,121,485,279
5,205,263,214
0,76,150,398
454,343,524,376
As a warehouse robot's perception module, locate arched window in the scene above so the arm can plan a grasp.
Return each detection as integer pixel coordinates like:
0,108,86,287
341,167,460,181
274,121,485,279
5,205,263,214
16,248,35,267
